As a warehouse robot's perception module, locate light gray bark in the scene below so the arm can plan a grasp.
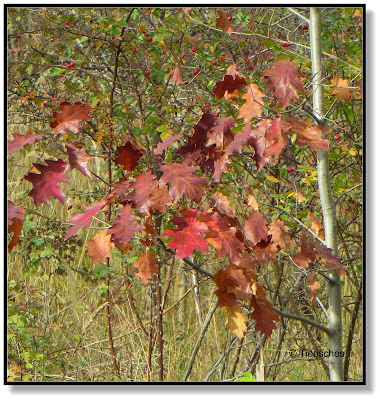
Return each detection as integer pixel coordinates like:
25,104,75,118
310,7,344,381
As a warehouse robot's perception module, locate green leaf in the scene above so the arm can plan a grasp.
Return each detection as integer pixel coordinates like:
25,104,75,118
50,67,66,76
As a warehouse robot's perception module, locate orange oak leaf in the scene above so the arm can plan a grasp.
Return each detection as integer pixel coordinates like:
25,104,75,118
108,205,144,250
248,119,273,172
8,200,25,252
286,116,331,152
202,213,244,262
133,250,160,285
171,64,184,86
243,211,269,245
225,123,253,157
251,295,279,337
162,209,209,259
50,102,91,134
316,244,347,276
331,77,353,103
238,83,265,122
85,230,114,263
252,237,277,263
308,211,325,240
262,117,289,164
292,234,317,268
148,186,173,213
225,306,248,339
216,9,234,35
307,271,321,306
159,162,208,203
154,133,182,155
65,199,109,239
65,144,93,178
115,141,144,171
209,192,235,218
24,159,70,208
268,219,296,252
212,64,246,99
264,60,305,109
8,132,43,154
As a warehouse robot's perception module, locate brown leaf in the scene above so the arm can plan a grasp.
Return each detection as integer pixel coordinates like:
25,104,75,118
154,133,182,155
251,295,279,337
262,117,289,164
206,116,235,150
50,102,92,134
292,234,317,268
316,244,347,276
115,141,144,171
331,77,353,103
243,210,269,245
286,116,331,152
238,84,265,123
209,192,236,218
148,186,173,213
264,61,305,109
85,230,114,262
8,132,43,154
216,9,234,35
308,211,325,240
268,219,296,251
212,64,246,99
307,272,321,306
8,201,25,252
226,306,248,339
171,64,184,86
248,119,273,172
133,250,160,285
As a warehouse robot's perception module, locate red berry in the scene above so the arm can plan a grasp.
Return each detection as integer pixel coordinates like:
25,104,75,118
243,200,248,205
146,7,151,11
335,134,340,141
287,168,294,173
132,48,136,53
191,46,196,53
211,60,217,65
158,113,163,117
67,205,73,210
281,43,290,48
347,28,351,32
66,64,71,68
17,33,22,39
111,35,115,40
227,14,232,21
300,24,309,31
64,20,70,26
148,36,152,42
173,105,177,110
70,61,75,67
246,58,250,64
146,70,151,76
214,113,220,117
193,69,200,75
248,65,253,70
204,103,210,108
138,27,143,33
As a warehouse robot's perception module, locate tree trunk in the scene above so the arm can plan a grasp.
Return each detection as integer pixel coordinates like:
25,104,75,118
310,7,344,381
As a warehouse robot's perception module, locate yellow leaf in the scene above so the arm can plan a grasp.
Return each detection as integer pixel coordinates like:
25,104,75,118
157,39,165,46
265,175,279,183
226,306,248,339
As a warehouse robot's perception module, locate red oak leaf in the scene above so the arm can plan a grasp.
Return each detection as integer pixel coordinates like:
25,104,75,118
85,230,114,262
115,141,144,171
286,116,331,152
112,178,131,196
251,295,279,337
127,172,158,215
292,233,317,268
212,64,246,99
216,9,234,35
316,244,347,276
201,213,243,262
108,205,144,250
225,123,254,157
65,144,93,178
206,116,235,150
159,162,208,203
8,201,25,252
243,211,269,245
208,192,236,218
65,199,109,239
264,60,305,109
262,117,289,164
50,102,92,134
154,133,182,155
7,132,43,154
162,208,209,260
133,250,160,285
238,83,266,122
24,159,70,207
248,119,273,172
252,237,277,263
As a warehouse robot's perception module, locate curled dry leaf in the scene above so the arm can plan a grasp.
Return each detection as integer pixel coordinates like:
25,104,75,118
8,201,25,252
331,77,353,103
212,64,246,99
307,271,321,306
216,9,234,35
65,144,94,178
